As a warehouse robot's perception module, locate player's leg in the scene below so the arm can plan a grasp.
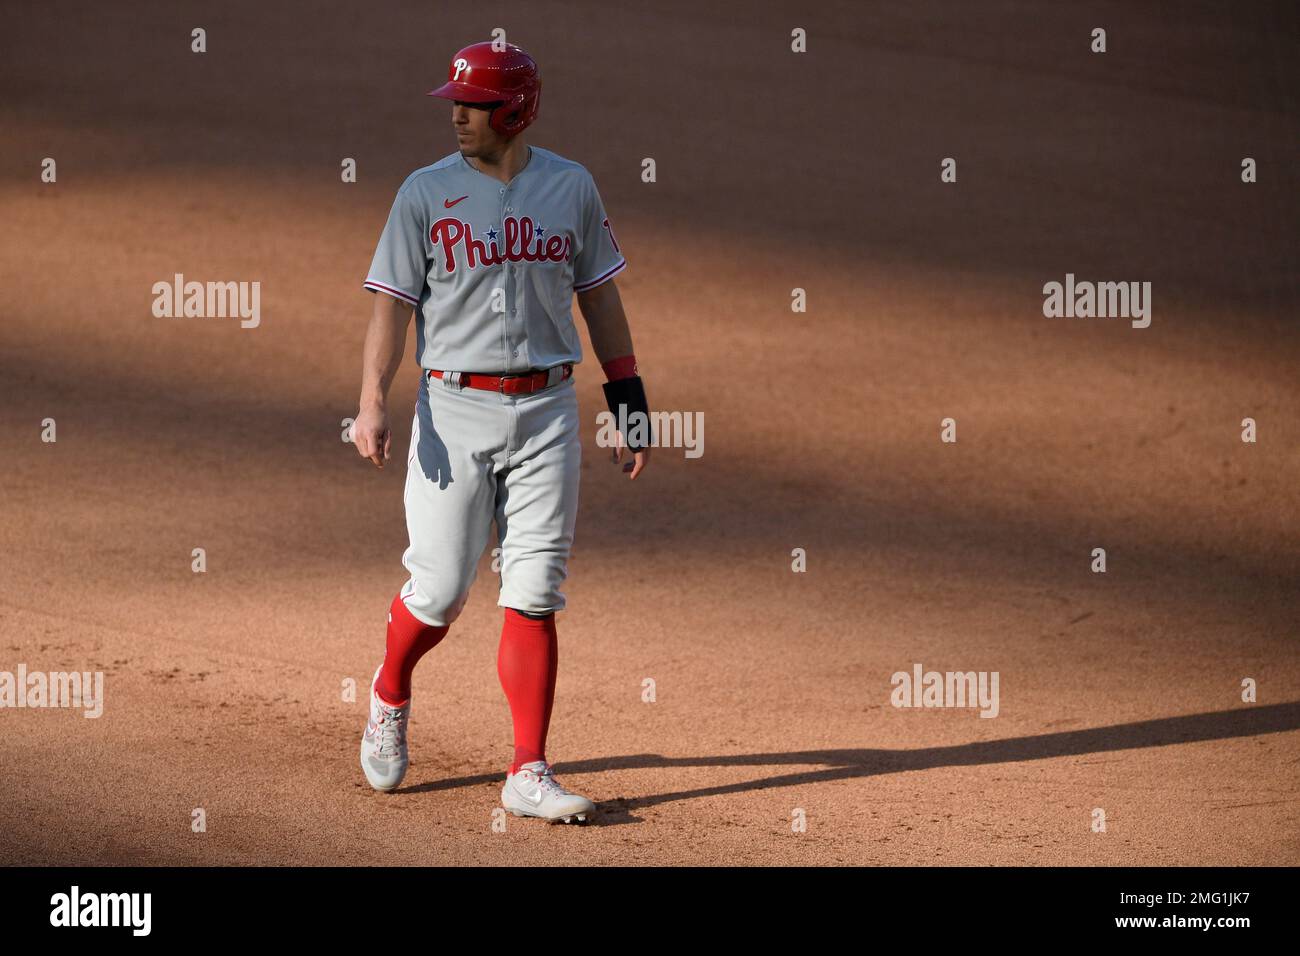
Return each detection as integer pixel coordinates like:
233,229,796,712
385,375,505,688
492,378,593,821
403,376,503,603
495,376,582,622
375,593,447,707
497,607,558,772
361,376,505,792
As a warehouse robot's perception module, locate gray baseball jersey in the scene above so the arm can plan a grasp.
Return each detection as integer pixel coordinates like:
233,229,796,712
363,145,626,373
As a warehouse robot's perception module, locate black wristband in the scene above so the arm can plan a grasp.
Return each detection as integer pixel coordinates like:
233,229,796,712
602,375,651,451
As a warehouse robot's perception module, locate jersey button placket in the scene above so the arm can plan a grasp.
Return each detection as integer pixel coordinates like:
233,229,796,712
501,186,523,371
502,217,521,464
499,186,510,371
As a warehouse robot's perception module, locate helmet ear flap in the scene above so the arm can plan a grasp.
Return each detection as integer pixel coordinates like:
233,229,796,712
490,92,528,136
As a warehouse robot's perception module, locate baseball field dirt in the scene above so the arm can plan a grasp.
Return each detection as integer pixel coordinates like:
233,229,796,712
1,1,1296,865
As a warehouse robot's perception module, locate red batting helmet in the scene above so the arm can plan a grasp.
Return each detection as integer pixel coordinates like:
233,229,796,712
427,41,541,137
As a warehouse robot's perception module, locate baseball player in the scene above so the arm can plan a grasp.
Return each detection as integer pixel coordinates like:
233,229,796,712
353,41,650,823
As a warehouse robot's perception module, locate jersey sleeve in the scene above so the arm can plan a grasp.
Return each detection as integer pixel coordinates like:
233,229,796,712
572,173,627,293
363,185,427,307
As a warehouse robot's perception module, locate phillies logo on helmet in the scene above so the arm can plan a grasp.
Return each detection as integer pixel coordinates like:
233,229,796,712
430,216,572,273
452,57,469,81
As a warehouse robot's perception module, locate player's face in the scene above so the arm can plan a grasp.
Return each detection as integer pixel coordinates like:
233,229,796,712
452,101,508,159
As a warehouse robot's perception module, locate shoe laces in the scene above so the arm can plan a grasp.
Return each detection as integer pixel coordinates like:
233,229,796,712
519,762,571,795
373,700,407,756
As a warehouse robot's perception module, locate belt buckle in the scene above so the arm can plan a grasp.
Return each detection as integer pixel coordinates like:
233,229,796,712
501,369,547,394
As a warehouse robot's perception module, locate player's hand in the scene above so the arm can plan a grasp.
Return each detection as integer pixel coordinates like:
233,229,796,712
352,403,392,469
611,430,650,480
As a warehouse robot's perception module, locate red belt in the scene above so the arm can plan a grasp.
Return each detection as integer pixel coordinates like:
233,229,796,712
428,363,573,395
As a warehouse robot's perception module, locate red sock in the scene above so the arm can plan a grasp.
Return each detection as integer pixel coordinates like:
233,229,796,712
497,608,558,774
376,593,449,706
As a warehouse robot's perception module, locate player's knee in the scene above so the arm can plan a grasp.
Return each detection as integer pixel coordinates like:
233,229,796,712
500,574,564,618
405,581,471,627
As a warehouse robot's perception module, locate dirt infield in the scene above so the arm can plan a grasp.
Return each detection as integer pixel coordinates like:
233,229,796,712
1,1,1296,866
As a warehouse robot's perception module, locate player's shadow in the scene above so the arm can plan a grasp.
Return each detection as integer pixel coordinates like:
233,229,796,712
400,702,1299,826
414,377,454,489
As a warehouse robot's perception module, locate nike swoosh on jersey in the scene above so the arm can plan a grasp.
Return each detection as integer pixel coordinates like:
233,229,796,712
444,196,469,208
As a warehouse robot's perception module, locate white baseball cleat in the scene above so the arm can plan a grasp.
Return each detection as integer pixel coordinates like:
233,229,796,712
360,666,411,792
501,760,596,824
